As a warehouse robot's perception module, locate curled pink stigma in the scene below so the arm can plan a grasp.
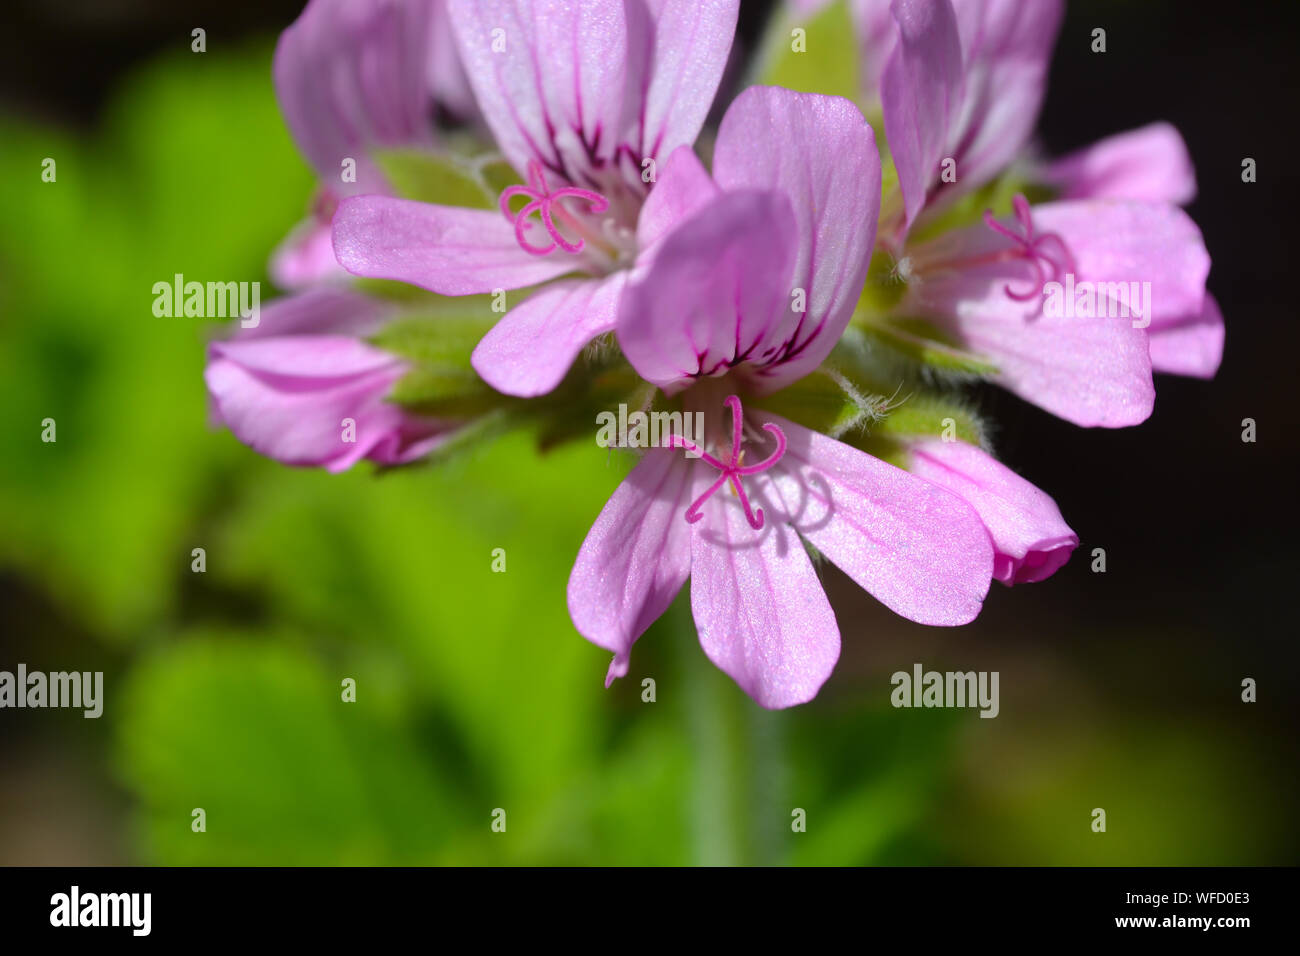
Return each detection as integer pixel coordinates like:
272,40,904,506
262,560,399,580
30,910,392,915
982,194,1076,302
668,395,787,531
498,160,609,256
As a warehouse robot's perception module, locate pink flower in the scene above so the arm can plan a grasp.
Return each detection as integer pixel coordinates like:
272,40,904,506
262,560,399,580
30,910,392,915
1036,124,1223,379
896,194,1209,426
271,0,471,288
205,289,446,471
567,87,995,709
331,0,740,398
904,439,1076,585
870,0,1218,424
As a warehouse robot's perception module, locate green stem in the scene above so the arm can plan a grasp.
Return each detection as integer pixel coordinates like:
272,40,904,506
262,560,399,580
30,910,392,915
675,593,787,866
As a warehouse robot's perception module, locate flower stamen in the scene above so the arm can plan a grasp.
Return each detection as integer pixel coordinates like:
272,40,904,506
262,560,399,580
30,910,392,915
982,194,1076,302
499,160,610,256
668,395,787,530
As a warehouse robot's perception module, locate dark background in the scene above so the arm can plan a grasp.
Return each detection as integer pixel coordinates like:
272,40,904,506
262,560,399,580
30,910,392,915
2,0,1296,864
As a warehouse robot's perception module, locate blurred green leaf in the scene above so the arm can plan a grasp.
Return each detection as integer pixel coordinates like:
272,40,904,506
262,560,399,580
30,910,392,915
0,45,312,638
757,0,859,102
116,633,465,864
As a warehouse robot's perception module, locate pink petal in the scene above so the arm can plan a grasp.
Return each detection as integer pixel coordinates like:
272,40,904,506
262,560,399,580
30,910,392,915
231,287,394,341
1044,122,1197,205
270,217,348,291
567,447,696,685
942,0,1063,195
332,195,575,295
448,0,629,188
689,480,840,709
274,0,435,195
616,189,799,394
206,336,413,472
713,86,882,389
471,273,627,397
1148,291,1224,379
635,145,720,253
753,413,993,625
852,0,903,101
427,0,478,121
628,0,739,164
906,439,1076,585
881,0,963,227
1031,199,1210,326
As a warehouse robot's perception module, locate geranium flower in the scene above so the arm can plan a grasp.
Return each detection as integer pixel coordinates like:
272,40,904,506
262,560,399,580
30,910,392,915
567,87,995,709
863,0,1216,425
205,289,447,471
1034,123,1223,379
331,0,740,397
271,0,472,288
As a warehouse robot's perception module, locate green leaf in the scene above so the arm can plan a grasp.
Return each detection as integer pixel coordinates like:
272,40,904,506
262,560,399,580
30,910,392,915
756,0,859,101
115,633,467,864
0,45,312,638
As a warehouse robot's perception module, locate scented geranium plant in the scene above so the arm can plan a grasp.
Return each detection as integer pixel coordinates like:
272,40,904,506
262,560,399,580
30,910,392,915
205,0,1218,708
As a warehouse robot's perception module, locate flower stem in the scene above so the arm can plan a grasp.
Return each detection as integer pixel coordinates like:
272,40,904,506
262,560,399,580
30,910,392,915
675,593,787,866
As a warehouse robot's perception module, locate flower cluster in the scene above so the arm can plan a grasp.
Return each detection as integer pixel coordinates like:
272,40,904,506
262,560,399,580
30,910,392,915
206,0,1221,708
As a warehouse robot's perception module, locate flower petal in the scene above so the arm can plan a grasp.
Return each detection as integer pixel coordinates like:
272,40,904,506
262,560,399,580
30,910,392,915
427,0,478,121
627,0,739,164
1031,199,1210,326
448,0,629,189
270,217,348,291
472,273,627,397
1148,291,1224,379
332,195,575,295
713,86,882,389
274,0,435,195
1044,122,1197,205
617,189,799,394
689,482,840,709
206,336,421,472
231,287,394,341
880,0,963,227
906,439,1076,585
753,413,993,626
943,0,1063,195
634,144,719,254
568,447,696,685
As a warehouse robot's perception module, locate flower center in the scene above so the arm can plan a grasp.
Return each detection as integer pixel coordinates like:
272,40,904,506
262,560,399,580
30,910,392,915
667,395,787,531
499,160,611,257
981,194,1075,302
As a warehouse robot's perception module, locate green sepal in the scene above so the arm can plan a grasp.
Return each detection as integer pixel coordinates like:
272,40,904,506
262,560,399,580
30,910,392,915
368,301,501,418
372,148,499,210
853,318,1001,379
